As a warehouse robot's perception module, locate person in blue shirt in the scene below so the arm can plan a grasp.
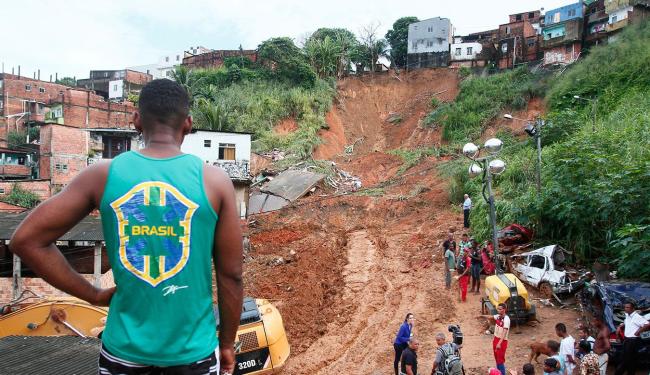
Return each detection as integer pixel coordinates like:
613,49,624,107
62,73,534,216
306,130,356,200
394,313,414,375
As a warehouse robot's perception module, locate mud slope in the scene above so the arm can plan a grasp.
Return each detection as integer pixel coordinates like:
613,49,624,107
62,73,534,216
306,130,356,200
246,69,578,375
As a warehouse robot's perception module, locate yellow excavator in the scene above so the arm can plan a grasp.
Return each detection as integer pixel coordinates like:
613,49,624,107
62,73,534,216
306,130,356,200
0,292,289,375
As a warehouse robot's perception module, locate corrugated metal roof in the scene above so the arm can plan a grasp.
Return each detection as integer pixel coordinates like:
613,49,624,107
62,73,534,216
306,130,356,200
0,336,100,375
0,212,104,241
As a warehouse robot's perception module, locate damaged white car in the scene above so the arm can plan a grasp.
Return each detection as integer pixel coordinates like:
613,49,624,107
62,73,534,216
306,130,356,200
510,245,590,298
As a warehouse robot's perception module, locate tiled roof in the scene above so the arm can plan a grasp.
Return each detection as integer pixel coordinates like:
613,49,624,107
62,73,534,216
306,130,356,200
0,336,100,375
0,212,104,241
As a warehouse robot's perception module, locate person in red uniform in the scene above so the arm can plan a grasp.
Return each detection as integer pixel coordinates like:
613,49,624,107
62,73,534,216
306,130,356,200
478,303,510,375
455,251,471,302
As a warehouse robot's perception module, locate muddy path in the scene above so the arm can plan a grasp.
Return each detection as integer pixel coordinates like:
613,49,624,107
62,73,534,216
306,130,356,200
245,69,581,374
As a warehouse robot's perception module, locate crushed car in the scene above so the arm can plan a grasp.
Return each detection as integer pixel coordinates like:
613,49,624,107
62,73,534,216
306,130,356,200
579,281,650,365
509,244,590,298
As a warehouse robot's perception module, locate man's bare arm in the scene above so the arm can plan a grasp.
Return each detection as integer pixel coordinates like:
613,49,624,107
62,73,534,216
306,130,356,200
205,166,244,347
9,162,113,305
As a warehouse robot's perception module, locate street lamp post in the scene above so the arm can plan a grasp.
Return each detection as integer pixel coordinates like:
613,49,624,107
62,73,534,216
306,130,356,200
573,95,597,132
462,138,506,274
504,114,544,194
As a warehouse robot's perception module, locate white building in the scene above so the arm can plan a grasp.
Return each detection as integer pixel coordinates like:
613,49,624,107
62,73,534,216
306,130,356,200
450,42,483,61
181,129,252,217
128,46,212,80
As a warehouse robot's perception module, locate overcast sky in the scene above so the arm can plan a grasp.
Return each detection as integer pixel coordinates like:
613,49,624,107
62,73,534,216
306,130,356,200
1,0,571,79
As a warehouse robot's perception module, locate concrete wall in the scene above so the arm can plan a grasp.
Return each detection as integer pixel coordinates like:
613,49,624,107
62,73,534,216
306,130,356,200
408,17,452,54
181,131,251,163
544,42,582,65
608,5,633,23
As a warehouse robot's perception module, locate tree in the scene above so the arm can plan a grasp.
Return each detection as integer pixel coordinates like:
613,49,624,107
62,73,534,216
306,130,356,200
192,98,233,132
358,22,389,74
385,17,419,68
55,77,76,87
258,37,317,87
306,28,360,78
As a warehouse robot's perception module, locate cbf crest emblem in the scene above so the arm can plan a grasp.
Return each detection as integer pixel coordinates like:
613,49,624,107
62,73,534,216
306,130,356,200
110,181,198,287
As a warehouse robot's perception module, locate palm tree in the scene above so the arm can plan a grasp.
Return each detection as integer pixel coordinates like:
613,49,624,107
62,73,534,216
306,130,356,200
192,98,232,132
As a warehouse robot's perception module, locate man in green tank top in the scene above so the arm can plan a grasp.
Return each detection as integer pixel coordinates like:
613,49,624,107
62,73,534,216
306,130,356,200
10,79,244,374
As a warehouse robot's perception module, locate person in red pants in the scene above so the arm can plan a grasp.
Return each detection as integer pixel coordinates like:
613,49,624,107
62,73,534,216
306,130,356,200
478,303,510,375
456,252,471,302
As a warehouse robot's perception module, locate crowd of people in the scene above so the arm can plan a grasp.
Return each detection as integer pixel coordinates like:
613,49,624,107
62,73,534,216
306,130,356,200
390,304,650,375
393,209,650,375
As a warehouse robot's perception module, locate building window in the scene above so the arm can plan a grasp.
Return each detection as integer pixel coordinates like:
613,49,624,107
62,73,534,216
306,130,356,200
553,13,561,23
0,188,4,194
204,139,212,147
55,163,68,172
146,69,150,74
501,43,508,53
426,40,433,47
412,41,417,48
218,143,236,160
568,9,576,17
547,33,552,39
427,26,433,32
506,26,511,34
25,84,32,91
0,100,3,110
39,87,45,93
611,15,618,23
529,12,535,19
566,45,573,54
527,38,536,46
176,55,180,61
113,84,118,92
516,14,522,21
455,48,461,56
466,47,473,55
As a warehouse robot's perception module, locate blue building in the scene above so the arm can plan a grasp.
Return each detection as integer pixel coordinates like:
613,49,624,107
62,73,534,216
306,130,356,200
544,2,584,25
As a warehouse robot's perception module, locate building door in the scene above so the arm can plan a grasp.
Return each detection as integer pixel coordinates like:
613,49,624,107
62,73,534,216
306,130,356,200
102,136,131,159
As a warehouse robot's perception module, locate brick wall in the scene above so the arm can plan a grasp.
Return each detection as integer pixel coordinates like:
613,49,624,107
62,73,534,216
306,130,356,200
0,180,50,200
183,50,258,69
61,89,135,129
125,70,152,86
0,272,115,304
0,164,30,177
38,124,89,187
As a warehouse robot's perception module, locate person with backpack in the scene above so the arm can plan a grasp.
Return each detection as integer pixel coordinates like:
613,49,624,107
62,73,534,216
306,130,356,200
431,332,462,375
469,239,483,294
456,251,471,302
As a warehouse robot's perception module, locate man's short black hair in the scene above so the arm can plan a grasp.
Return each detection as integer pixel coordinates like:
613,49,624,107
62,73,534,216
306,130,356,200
138,79,190,129
625,300,637,309
522,363,535,375
547,340,560,352
579,339,592,353
555,323,567,333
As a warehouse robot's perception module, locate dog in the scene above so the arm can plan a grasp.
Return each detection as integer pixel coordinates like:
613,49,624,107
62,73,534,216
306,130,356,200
528,341,553,363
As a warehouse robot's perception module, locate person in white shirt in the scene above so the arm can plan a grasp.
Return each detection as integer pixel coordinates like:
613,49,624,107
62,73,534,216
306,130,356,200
615,301,650,375
462,194,472,228
556,323,576,375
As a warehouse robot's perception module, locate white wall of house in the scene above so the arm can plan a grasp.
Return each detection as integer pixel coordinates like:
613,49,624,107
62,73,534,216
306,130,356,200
608,6,633,24
450,42,483,61
408,17,453,54
126,64,161,79
108,80,124,99
181,130,251,164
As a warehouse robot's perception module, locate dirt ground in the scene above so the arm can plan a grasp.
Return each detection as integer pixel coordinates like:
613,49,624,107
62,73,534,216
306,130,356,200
245,69,582,374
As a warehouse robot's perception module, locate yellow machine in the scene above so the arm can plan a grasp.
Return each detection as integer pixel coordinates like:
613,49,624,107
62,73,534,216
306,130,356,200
481,273,536,323
0,294,290,375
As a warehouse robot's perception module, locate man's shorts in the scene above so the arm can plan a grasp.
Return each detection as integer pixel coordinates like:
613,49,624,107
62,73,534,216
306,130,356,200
99,345,219,375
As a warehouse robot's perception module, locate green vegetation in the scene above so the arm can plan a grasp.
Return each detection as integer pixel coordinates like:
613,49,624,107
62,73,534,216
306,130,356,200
385,17,419,68
7,131,26,148
424,66,545,144
55,77,76,87
442,22,650,280
389,146,452,174
0,184,40,209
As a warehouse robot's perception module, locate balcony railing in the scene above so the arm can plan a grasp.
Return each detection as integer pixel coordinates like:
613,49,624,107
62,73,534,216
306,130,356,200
606,18,629,32
213,160,250,181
